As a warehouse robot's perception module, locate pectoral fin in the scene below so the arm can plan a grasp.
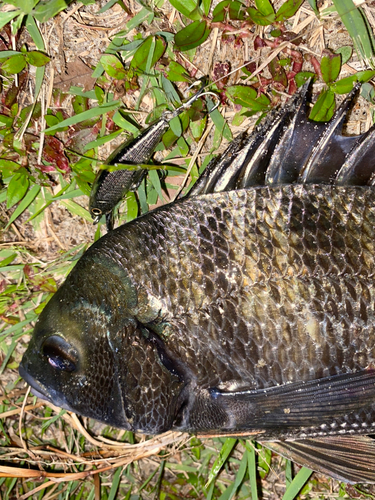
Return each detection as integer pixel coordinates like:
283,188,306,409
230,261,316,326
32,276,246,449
264,435,375,484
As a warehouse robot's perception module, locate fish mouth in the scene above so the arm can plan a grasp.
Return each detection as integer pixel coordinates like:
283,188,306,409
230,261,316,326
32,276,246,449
19,364,54,404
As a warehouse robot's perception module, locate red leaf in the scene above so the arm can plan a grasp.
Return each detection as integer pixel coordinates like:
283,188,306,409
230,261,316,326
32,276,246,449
43,136,70,173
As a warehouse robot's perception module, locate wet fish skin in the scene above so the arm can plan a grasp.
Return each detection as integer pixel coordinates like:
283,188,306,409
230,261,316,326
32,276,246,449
20,82,375,483
20,184,375,432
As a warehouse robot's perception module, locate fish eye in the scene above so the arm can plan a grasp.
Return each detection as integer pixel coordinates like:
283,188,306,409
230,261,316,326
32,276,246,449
91,208,102,216
42,335,78,372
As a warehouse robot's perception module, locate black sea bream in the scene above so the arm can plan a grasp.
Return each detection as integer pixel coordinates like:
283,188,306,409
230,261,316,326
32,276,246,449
20,82,375,483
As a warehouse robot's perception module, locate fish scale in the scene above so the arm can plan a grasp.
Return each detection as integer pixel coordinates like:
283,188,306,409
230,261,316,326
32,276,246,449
85,186,375,392
20,82,375,483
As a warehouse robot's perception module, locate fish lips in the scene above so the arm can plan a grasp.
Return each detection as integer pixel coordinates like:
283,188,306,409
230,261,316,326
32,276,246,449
19,363,68,409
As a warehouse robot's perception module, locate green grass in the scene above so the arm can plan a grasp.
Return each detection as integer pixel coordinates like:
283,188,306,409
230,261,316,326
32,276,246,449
1,0,375,498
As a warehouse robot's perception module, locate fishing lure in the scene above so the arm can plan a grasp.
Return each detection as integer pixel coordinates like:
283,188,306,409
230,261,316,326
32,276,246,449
89,80,216,230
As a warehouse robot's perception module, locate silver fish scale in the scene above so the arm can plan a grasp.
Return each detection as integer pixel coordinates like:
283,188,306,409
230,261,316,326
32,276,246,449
97,184,375,393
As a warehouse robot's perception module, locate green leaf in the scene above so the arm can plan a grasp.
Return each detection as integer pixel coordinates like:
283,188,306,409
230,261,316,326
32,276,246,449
108,467,123,500
44,114,61,128
166,61,189,82
207,96,232,142
309,89,335,122
25,50,50,67
11,11,24,34
174,21,211,52
212,0,230,22
169,116,182,137
72,95,89,115
6,184,40,228
0,10,20,31
331,70,375,94
295,71,315,87
361,82,375,103
100,54,127,79
357,69,375,82
229,1,246,20
112,111,140,134
60,199,91,221
126,191,138,222
334,45,352,65
255,0,274,16
189,115,207,141
1,54,26,74
202,0,211,16
6,171,29,209
32,0,68,23
125,7,154,32
275,0,304,22
245,442,259,500
0,252,17,268
0,159,20,178
148,169,164,202
168,0,202,20
212,0,245,21
248,0,275,25
8,0,35,13
0,114,14,127
320,51,341,84
26,14,45,50
227,452,248,500
306,0,318,15
130,36,166,72
226,85,270,111
0,50,20,60
331,75,357,94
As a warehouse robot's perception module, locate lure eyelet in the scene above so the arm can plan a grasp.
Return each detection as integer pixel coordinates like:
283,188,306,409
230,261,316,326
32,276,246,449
91,208,102,216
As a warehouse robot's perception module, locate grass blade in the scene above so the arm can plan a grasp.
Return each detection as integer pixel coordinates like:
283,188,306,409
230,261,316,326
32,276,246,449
332,0,375,68
206,438,237,488
245,441,259,500
281,467,313,500
45,101,121,133
5,184,40,229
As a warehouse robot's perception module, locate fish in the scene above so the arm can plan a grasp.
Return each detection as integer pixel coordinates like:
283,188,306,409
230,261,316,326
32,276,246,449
89,80,208,231
20,80,375,484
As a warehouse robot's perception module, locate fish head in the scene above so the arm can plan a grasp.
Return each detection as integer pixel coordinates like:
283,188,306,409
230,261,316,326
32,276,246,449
20,252,186,433
19,288,134,429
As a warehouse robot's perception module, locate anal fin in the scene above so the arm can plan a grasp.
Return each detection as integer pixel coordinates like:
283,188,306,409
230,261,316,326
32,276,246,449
264,435,375,484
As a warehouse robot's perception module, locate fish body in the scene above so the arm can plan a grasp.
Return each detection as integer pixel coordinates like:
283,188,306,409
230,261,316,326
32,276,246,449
20,82,375,483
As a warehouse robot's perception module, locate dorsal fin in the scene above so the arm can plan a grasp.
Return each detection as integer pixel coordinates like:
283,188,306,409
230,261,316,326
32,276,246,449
265,80,327,185
336,122,375,185
298,83,362,184
187,81,375,196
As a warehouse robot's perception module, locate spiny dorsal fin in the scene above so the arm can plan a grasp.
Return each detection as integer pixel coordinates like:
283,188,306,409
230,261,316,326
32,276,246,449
188,80,375,196
299,83,361,184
